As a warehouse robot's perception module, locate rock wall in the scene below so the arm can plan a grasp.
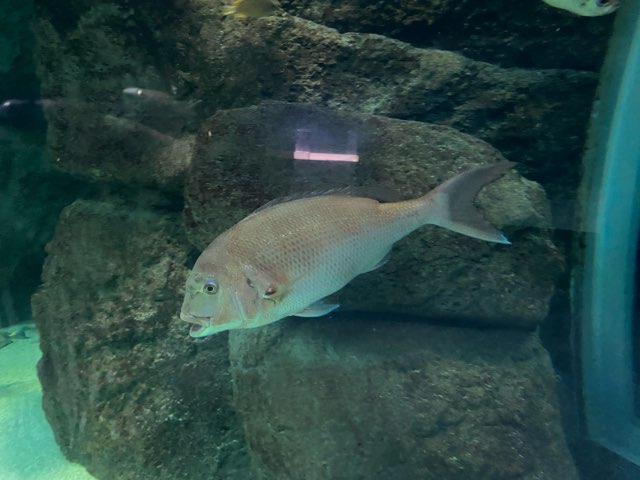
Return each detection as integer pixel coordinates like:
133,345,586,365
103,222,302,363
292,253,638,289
31,0,597,197
32,196,254,480
281,0,613,70
230,318,578,480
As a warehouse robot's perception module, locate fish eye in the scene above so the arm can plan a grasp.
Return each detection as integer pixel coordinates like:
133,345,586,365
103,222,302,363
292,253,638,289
203,279,218,295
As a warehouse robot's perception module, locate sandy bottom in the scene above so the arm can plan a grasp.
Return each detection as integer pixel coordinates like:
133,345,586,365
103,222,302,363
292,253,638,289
0,324,95,480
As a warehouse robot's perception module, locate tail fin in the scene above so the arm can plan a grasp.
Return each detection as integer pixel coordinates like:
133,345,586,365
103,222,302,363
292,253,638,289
423,161,514,244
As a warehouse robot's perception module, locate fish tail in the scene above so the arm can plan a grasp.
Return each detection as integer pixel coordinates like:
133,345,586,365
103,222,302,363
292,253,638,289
421,161,514,244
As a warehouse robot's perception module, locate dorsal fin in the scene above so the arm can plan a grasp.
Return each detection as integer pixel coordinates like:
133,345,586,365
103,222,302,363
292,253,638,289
247,185,403,217
252,187,353,214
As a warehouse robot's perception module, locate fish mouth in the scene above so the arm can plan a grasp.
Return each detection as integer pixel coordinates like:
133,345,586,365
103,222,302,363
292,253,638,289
180,312,210,337
189,323,204,336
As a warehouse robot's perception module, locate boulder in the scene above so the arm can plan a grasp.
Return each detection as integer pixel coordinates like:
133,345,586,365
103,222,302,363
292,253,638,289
32,2,197,192
281,0,614,70
32,1,597,197
229,317,579,480
173,9,596,198
185,101,563,328
31,196,254,480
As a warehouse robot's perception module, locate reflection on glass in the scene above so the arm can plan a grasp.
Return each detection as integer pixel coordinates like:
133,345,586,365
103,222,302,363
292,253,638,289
294,127,359,162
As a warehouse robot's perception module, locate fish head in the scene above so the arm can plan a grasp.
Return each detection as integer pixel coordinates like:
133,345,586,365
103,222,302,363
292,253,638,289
592,0,620,14
180,259,261,337
543,0,620,15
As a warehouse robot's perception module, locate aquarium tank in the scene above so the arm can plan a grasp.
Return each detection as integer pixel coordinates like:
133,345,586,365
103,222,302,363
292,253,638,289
1,0,639,479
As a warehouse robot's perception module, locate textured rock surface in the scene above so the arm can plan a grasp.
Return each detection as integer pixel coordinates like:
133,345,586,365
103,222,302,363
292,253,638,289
32,1,599,197
174,9,596,198
31,197,254,480
229,317,579,480
281,0,614,70
185,101,563,327
32,2,197,191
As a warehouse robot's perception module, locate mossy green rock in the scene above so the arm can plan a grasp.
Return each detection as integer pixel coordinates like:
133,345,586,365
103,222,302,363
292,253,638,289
230,318,579,480
32,197,254,480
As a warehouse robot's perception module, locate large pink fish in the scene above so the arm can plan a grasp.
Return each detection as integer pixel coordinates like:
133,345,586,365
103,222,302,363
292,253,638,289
180,162,514,337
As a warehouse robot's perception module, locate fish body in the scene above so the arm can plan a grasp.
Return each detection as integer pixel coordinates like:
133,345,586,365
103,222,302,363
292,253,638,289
0,99,48,129
8,327,29,340
121,87,200,109
222,0,280,19
542,0,620,16
0,327,30,348
122,87,174,102
181,162,514,337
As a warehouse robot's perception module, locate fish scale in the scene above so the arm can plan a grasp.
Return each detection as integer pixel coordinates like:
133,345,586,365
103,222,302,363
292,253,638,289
181,162,514,337
237,198,396,280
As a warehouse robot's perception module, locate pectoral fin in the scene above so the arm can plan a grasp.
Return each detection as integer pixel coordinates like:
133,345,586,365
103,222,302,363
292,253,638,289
293,300,339,318
363,249,392,273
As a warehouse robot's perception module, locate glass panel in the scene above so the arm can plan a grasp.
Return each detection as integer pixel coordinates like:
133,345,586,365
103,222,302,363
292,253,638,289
1,1,640,479
635,234,640,419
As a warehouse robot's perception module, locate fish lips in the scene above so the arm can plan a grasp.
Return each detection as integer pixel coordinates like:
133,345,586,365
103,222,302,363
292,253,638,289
179,312,211,337
180,311,238,337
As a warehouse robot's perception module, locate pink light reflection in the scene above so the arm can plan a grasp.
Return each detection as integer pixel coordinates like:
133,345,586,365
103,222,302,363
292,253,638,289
293,150,359,162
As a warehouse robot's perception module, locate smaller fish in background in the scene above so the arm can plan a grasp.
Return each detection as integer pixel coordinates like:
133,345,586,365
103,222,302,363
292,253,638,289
222,0,281,19
122,87,175,103
121,87,201,110
0,327,30,350
120,87,200,135
542,0,620,16
7,327,30,340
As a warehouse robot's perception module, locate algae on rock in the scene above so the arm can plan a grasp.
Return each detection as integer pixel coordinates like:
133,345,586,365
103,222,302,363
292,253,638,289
230,318,579,480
